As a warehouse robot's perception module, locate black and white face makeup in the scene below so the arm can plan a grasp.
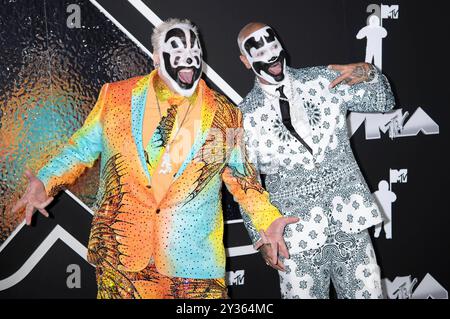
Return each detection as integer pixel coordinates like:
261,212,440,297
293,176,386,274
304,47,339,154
158,24,203,96
241,26,286,84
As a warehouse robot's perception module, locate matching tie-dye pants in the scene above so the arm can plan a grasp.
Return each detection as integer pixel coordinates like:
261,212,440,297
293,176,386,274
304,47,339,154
95,262,228,299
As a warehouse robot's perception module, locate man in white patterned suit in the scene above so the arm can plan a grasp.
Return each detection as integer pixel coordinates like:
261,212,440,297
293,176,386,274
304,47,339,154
237,23,395,299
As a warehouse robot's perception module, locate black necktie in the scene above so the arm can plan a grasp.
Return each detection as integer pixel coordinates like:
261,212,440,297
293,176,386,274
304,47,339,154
276,85,313,154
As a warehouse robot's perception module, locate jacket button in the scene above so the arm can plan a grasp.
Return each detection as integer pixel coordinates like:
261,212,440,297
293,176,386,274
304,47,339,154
146,185,152,189
156,208,160,214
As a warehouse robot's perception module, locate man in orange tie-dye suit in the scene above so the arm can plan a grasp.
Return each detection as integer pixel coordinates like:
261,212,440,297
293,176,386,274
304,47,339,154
11,18,298,299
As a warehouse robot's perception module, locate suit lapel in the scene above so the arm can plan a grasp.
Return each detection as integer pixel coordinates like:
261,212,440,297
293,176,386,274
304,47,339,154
286,68,318,154
290,67,326,155
131,72,153,183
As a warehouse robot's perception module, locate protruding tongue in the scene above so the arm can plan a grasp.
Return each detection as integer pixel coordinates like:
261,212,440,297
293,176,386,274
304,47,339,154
178,69,194,84
268,62,282,75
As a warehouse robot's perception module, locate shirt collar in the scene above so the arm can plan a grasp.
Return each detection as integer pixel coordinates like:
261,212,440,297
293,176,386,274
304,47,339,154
256,73,290,96
154,74,198,105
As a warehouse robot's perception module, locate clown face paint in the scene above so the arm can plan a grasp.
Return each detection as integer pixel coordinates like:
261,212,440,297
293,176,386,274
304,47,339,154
158,24,203,96
241,26,286,84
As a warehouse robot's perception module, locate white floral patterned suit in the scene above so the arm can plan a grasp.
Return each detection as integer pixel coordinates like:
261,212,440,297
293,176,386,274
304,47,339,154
239,65,395,299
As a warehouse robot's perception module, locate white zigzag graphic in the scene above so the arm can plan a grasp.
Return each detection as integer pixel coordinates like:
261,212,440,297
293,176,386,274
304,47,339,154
0,224,91,291
90,0,243,105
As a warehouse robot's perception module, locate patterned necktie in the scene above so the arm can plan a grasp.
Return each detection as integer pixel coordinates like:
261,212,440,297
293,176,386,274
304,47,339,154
276,85,313,154
144,104,178,176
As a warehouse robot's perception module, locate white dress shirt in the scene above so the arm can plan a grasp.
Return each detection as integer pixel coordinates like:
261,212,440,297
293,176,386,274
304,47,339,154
258,74,313,149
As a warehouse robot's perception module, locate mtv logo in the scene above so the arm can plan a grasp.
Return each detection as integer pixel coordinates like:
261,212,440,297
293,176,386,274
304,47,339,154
226,270,245,286
386,112,409,139
390,169,408,184
383,276,417,299
381,4,399,19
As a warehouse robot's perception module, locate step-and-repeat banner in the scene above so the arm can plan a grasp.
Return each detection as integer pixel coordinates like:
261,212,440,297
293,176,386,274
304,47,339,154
0,0,448,299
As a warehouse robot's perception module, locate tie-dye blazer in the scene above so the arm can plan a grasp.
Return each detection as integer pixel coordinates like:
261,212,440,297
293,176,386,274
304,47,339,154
37,70,281,279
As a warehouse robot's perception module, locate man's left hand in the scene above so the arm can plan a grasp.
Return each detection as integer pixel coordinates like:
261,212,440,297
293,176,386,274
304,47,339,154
328,62,373,88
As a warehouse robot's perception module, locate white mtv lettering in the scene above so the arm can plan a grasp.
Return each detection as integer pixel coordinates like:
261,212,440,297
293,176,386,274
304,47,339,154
348,108,439,140
66,264,81,289
383,274,448,299
396,107,439,137
226,270,245,286
381,5,399,19
348,110,400,139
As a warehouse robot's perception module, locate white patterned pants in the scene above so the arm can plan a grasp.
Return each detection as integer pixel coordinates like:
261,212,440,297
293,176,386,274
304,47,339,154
279,229,383,299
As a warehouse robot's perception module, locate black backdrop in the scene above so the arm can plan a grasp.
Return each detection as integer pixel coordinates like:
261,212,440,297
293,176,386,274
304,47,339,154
0,0,448,299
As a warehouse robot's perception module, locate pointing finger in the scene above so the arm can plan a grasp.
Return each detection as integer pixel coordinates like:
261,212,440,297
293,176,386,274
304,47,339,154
329,73,350,89
283,216,300,225
348,78,360,86
276,258,286,271
25,204,35,226
270,241,278,265
38,208,49,218
278,240,290,259
265,260,278,271
328,64,345,72
273,263,285,272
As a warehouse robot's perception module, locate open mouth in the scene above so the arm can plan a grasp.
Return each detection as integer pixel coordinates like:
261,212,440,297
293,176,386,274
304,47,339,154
268,61,282,76
177,68,195,84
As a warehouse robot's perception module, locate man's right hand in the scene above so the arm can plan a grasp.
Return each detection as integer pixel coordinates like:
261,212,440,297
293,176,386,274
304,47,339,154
258,216,299,272
12,169,54,225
